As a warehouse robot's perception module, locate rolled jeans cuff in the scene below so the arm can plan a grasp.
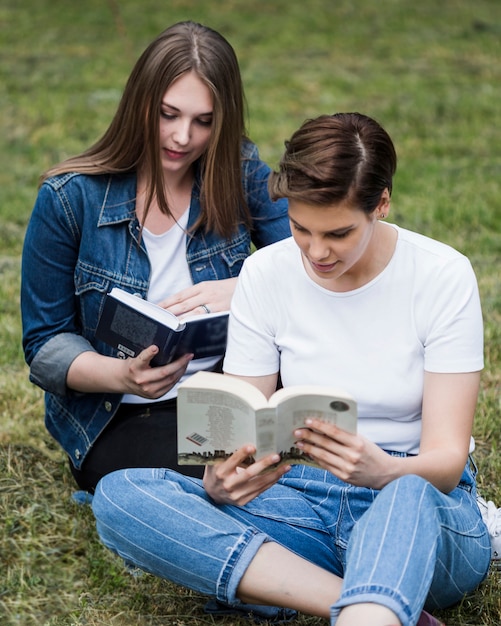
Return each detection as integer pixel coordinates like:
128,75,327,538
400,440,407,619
330,586,411,626
217,530,268,606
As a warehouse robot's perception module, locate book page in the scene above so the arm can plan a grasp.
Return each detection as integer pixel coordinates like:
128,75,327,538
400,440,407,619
272,390,357,464
181,310,230,323
177,385,260,465
109,287,182,329
254,407,280,458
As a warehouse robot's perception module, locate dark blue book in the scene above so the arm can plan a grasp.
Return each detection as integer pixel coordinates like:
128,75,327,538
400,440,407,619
96,287,229,367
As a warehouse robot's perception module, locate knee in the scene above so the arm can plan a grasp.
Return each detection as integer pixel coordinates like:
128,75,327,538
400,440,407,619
383,473,432,498
92,468,131,526
92,467,159,524
378,474,442,512
92,467,197,528
378,474,443,523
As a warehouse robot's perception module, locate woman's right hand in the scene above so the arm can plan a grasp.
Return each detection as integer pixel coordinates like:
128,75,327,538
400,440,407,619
203,445,290,506
66,346,193,398
119,346,193,398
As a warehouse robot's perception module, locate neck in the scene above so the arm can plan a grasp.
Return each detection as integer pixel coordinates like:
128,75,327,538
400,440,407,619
136,170,194,234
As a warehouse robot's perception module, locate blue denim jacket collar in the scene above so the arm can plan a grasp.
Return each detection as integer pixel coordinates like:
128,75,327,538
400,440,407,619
97,177,137,226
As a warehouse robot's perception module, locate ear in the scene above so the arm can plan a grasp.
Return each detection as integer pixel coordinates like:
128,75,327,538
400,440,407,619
376,188,391,220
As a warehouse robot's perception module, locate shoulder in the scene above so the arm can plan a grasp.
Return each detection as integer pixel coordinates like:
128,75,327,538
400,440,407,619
394,225,473,274
41,171,81,191
234,238,299,305
42,171,134,192
39,172,136,207
238,139,282,206
240,138,259,160
239,139,269,176
242,237,296,274
35,172,138,226
392,225,478,297
395,225,466,262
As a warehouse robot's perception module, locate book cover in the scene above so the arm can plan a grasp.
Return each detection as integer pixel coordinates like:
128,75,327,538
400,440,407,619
96,288,229,366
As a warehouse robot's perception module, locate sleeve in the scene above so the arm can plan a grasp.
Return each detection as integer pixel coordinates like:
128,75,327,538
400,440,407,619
240,140,291,248
421,256,484,373
21,181,95,392
223,253,281,376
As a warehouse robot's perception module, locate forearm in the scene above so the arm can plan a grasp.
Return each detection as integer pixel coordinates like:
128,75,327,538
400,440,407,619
29,332,127,396
29,332,96,395
66,350,129,394
67,346,192,399
296,418,470,495
377,447,468,494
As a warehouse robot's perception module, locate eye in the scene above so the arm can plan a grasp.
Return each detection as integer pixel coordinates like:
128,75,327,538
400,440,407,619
160,110,176,120
291,222,307,233
197,117,213,127
328,230,351,239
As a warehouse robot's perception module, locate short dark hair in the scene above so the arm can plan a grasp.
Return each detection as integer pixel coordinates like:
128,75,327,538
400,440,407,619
269,113,397,214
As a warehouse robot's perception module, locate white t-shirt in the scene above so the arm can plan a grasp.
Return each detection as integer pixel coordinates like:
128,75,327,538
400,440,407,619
122,209,222,403
223,225,484,454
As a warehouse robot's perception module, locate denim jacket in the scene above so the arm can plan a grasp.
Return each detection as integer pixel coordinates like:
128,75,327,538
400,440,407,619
21,140,290,468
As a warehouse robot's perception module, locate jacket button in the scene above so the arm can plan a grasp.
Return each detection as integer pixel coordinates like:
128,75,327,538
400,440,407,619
75,449,81,459
104,401,113,412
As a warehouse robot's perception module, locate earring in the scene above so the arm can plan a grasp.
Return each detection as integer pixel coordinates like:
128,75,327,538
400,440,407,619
380,213,386,219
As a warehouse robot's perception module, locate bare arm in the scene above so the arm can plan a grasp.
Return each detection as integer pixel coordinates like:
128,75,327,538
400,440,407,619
402,370,479,491
294,371,480,493
224,372,279,399
66,346,193,399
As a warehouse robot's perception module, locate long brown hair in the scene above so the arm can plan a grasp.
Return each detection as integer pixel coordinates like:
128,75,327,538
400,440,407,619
269,113,397,214
42,21,249,237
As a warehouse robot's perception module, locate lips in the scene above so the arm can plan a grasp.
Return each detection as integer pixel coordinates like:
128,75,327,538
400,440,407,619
310,260,338,273
164,148,188,160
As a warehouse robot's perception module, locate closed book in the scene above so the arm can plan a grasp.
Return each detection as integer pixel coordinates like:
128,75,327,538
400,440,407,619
96,287,229,366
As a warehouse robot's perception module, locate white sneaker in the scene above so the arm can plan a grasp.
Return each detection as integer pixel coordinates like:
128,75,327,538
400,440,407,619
477,494,501,561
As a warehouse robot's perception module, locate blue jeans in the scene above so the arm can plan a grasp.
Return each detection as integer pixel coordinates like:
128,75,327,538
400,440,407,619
92,460,490,626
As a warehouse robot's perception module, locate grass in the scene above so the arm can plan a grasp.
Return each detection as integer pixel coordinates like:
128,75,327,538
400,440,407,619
1,0,501,623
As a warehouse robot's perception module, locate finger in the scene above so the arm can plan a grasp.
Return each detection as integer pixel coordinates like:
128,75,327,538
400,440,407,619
135,345,159,367
150,353,193,380
301,419,355,443
158,286,203,311
132,352,192,388
242,452,283,476
222,445,258,473
209,463,288,506
177,305,208,320
165,352,194,370
294,429,347,463
232,464,290,505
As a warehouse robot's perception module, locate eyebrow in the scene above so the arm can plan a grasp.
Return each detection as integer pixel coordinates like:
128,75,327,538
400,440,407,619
288,215,353,235
161,101,213,117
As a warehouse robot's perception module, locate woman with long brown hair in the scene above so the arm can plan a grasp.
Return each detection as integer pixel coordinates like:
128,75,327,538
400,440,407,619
21,21,290,493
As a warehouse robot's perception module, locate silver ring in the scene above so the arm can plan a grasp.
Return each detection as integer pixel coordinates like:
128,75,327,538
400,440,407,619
200,304,211,314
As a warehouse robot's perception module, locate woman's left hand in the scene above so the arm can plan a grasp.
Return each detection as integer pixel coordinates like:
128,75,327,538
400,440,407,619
203,445,290,506
294,419,397,490
158,278,238,318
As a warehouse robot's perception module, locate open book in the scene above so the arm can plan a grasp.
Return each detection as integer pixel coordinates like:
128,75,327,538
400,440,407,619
96,288,229,367
177,371,357,468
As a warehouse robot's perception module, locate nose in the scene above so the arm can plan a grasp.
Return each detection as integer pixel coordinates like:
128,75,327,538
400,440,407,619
173,120,191,146
308,236,330,261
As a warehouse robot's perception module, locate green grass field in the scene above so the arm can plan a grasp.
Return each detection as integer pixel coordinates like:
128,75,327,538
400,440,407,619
1,0,500,624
